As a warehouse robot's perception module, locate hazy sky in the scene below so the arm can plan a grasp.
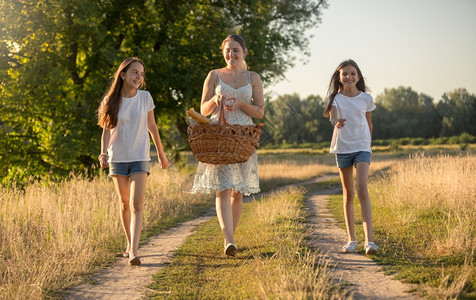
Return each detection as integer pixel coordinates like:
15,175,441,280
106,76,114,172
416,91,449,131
267,0,476,101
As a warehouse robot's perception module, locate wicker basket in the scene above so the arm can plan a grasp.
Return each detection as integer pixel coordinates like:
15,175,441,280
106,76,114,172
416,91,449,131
187,101,263,165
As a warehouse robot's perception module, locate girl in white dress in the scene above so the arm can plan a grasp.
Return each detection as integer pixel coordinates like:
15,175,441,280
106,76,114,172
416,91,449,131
323,59,379,255
191,35,264,257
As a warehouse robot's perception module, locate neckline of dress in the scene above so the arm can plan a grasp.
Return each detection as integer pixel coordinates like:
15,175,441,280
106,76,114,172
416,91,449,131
218,76,250,90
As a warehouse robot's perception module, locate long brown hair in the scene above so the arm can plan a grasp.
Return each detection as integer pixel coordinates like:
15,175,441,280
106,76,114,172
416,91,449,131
323,59,367,117
97,57,145,129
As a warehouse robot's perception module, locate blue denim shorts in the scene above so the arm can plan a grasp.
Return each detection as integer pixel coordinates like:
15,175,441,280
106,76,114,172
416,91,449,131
109,161,150,177
336,151,371,169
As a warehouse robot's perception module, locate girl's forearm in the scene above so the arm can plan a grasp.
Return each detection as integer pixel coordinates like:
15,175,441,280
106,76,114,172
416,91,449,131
200,95,217,116
149,128,164,154
101,128,111,153
239,100,264,119
329,106,338,125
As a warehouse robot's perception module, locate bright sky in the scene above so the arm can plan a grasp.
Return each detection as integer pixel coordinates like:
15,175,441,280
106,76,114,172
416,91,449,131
267,0,476,102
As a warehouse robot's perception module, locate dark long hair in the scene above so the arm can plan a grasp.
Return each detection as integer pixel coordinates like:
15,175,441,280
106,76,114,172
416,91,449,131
97,57,145,129
323,59,367,117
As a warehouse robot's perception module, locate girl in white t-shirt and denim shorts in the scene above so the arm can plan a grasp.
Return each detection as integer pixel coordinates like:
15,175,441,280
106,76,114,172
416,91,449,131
323,59,379,255
97,57,169,266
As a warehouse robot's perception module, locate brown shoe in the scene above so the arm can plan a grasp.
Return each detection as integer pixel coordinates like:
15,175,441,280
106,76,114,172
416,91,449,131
224,243,238,257
129,256,141,266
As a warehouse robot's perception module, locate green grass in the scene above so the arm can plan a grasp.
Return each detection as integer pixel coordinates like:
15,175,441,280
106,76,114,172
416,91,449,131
147,186,344,299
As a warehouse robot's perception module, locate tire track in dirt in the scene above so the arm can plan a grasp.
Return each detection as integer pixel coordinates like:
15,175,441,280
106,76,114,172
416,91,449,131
64,212,215,300
305,183,421,299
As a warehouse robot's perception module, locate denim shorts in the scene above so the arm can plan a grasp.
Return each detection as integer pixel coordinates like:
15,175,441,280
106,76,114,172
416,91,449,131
109,161,150,177
336,151,371,169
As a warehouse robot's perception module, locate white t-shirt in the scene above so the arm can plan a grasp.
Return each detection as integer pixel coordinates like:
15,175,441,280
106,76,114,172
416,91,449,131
330,92,376,154
107,90,155,162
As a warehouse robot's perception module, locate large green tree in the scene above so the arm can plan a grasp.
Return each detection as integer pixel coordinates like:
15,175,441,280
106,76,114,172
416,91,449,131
0,0,327,185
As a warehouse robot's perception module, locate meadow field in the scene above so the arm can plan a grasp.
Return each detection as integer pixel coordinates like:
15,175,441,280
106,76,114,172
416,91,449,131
1,146,475,298
370,153,475,298
324,150,476,298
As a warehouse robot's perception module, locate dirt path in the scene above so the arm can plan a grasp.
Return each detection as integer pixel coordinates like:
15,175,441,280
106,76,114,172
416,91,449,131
65,212,215,299
305,178,420,299
64,175,420,299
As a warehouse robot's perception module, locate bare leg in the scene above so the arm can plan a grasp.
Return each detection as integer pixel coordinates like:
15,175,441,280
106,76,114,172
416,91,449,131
339,166,356,242
231,191,243,235
355,162,373,243
129,173,148,257
216,189,234,245
112,176,132,253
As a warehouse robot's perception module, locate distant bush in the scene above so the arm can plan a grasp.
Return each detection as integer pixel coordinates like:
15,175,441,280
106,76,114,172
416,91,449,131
373,133,475,148
261,141,330,150
428,137,448,145
261,133,475,150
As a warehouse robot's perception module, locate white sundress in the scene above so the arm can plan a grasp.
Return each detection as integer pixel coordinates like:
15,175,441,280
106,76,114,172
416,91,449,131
190,71,260,196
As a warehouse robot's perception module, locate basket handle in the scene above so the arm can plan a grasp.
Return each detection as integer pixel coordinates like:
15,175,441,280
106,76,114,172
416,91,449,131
218,95,228,125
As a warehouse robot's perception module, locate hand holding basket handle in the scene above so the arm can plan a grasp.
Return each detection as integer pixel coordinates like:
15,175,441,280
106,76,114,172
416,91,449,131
187,96,263,165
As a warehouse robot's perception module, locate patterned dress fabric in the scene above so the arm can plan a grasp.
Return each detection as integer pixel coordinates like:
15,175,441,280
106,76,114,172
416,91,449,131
191,71,260,196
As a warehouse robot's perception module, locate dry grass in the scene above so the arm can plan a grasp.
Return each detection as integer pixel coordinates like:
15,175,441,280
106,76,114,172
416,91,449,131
0,153,335,299
369,153,476,298
0,166,211,299
4,149,473,298
259,160,335,182
258,152,336,191
372,153,476,256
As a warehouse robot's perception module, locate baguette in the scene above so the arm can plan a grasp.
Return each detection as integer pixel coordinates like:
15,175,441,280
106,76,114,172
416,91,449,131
186,108,211,124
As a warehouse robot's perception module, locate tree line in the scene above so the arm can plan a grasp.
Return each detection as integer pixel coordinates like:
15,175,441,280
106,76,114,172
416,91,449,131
2,1,474,187
261,87,476,146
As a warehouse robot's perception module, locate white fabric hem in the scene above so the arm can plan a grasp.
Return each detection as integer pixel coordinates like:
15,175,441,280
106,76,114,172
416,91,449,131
190,185,260,196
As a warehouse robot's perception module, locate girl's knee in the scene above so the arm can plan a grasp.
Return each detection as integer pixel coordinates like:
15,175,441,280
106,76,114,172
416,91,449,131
357,187,369,200
343,190,354,200
120,201,130,211
217,189,232,198
343,196,354,207
119,196,130,206
130,199,144,213
231,191,243,201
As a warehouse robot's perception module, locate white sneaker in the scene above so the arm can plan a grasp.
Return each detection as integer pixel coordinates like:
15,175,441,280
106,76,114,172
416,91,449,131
365,242,379,255
342,241,357,253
